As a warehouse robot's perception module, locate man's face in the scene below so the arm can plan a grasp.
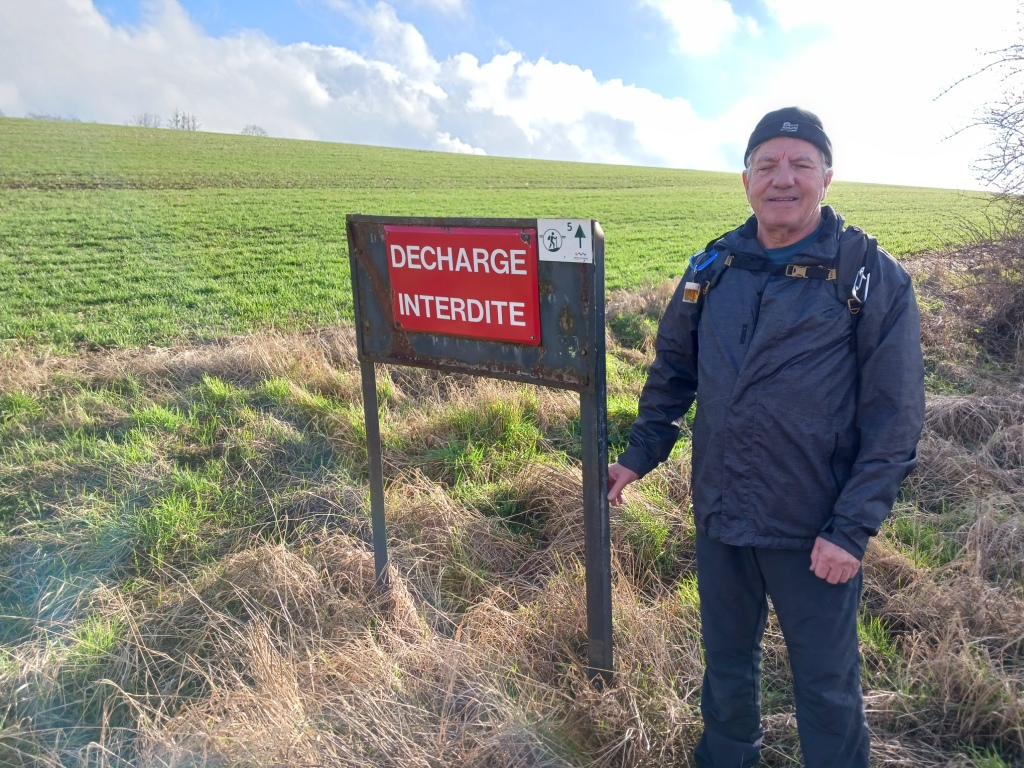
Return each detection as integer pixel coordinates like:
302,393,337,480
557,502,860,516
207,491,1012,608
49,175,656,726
742,137,833,247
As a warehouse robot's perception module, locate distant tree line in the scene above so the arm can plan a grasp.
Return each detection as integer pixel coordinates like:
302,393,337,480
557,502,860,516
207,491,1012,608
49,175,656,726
3,107,269,138
166,109,200,131
126,112,162,128
27,112,80,122
123,111,269,137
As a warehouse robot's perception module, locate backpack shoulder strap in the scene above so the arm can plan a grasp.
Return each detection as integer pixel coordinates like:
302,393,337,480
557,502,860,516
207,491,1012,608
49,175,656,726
834,225,878,316
682,232,734,311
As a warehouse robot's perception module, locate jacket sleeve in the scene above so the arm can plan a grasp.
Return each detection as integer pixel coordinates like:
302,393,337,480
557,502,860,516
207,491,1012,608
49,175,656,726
617,271,702,478
821,248,925,559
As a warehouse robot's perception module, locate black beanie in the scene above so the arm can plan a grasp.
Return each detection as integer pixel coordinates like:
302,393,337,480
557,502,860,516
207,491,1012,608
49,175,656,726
744,107,832,168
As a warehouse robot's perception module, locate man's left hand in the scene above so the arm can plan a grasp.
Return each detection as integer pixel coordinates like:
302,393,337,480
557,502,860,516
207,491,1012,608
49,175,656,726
810,536,861,584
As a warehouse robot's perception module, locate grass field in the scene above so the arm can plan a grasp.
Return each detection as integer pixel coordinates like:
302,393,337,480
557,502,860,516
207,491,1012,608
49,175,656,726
0,117,993,352
1,118,1023,767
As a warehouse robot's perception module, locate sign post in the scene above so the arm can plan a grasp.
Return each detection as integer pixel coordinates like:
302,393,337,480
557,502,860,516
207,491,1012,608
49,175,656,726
347,215,612,686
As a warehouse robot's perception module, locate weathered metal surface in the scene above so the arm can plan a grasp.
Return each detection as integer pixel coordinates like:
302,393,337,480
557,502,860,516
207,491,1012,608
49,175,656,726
581,261,612,686
360,359,389,589
347,215,601,394
348,213,612,686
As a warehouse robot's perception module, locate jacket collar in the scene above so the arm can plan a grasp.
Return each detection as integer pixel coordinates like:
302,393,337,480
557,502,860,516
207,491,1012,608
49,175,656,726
724,205,846,261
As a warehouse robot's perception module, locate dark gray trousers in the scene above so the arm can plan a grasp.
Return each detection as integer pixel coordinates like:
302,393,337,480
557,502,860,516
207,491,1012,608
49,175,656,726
693,532,869,768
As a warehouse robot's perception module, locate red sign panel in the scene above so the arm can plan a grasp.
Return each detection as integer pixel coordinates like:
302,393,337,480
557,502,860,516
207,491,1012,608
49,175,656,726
384,225,541,345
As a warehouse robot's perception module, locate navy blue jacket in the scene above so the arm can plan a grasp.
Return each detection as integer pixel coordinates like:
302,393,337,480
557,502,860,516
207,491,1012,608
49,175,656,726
618,207,924,559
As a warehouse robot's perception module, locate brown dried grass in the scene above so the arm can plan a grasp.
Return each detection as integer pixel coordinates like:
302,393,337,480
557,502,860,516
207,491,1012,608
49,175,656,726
960,494,1024,584
605,282,677,323
861,536,1024,753
908,237,1024,373
0,327,361,399
909,395,1024,513
925,395,1024,447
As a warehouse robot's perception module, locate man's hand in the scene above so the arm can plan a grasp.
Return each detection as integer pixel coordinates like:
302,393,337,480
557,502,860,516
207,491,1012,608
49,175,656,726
810,536,861,584
607,463,639,507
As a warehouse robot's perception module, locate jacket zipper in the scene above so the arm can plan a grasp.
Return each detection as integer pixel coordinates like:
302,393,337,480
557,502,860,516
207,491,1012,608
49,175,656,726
829,434,841,496
749,277,768,335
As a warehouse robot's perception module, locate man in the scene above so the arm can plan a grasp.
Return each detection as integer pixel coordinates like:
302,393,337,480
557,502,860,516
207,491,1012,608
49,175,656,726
607,107,924,767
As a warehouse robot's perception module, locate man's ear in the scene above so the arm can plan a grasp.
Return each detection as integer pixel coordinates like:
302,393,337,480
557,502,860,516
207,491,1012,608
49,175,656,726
820,169,833,201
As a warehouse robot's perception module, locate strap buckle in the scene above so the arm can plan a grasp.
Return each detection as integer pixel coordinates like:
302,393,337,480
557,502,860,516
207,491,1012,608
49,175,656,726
851,267,870,303
785,264,809,278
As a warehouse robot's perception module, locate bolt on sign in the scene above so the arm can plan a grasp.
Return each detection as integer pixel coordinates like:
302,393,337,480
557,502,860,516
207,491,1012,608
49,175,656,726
347,215,613,687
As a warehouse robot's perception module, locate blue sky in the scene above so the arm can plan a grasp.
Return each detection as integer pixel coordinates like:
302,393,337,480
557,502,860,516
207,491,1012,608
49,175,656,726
2,0,1020,190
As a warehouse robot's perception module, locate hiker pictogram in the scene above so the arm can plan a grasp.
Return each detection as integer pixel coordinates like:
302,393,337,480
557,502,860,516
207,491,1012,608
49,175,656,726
543,228,563,252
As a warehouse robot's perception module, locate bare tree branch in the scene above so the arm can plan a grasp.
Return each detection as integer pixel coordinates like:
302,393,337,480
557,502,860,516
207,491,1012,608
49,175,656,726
166,109,200,131
126,113,162,128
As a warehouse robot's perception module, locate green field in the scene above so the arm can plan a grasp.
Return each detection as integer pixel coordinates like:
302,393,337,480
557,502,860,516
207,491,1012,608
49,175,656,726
0,117,991,352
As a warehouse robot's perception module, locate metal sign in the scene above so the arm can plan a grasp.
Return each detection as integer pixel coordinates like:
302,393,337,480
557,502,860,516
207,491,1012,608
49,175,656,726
347,214,612,687
538,218,594,264
385,224,541,345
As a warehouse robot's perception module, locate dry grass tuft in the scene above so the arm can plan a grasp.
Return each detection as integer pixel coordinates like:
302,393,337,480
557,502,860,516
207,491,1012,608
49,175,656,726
925,395,1024,446
127,554,582,767
962,494,1024,583
0,327,361,399
909,434,999,511
384,470,536,630
908,238,1024,394
909,394,1024,513
860,539,1024,755
605,281,677,322
982,425,1024,472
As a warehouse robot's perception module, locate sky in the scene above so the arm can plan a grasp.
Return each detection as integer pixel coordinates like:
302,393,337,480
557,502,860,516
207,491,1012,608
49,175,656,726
0,0,1021,190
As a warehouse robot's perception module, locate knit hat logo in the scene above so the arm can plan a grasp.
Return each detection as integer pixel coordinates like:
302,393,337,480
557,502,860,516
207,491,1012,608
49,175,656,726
780,122,799,132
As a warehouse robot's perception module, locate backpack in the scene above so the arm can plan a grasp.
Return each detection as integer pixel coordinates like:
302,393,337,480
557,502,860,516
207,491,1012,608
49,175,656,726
685,225,877,318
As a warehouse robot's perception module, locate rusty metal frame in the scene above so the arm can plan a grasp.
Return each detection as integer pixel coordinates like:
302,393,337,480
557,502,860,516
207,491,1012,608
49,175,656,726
347,214,612,687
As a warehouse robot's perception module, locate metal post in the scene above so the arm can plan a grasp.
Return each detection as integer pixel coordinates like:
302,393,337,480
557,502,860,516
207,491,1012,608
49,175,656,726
581,219,612,688
360,359,390,589
581,390,612,688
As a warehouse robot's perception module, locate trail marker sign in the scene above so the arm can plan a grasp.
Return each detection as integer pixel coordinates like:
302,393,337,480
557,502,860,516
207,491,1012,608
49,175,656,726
347,215,612,686
538,218,593,264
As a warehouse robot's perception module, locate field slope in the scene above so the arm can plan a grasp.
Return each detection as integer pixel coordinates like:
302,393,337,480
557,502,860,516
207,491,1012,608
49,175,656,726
0,117,991,352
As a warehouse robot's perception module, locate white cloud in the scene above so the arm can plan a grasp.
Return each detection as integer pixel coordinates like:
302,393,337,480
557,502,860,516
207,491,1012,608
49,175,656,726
409,0,465,12
642,0,759,56
436,131,486,154
760,0,840,30
447,52,722,167
364,2,443,86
